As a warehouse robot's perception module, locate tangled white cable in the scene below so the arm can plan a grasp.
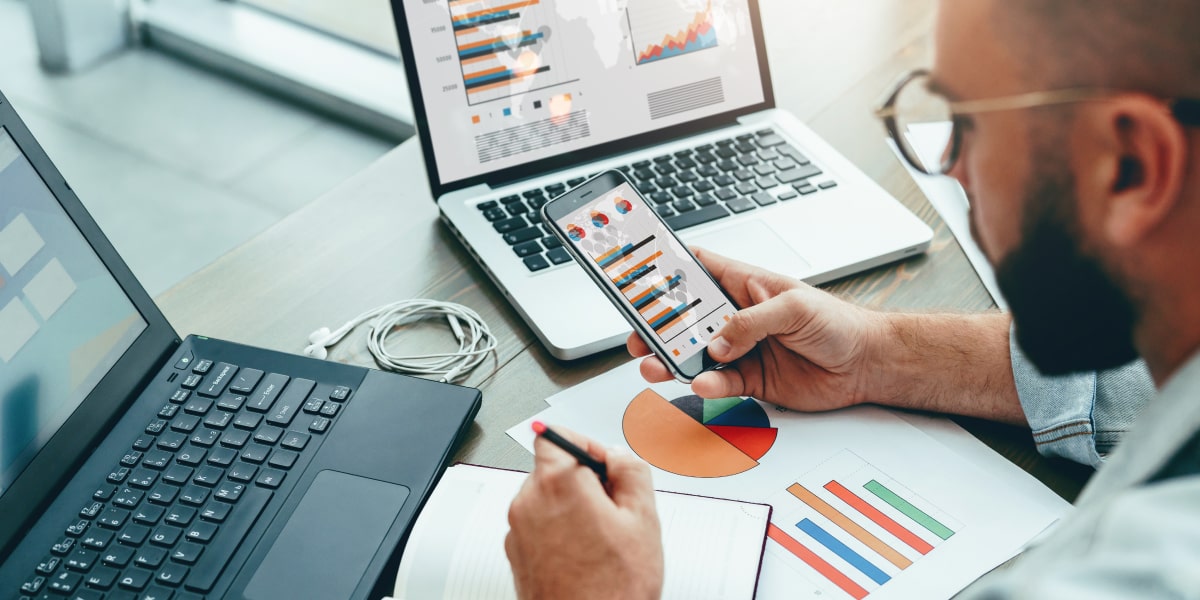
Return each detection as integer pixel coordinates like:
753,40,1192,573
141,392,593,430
303,299,497,384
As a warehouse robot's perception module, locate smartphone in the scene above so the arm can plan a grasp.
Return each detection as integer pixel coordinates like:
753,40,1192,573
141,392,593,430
542,170,739,383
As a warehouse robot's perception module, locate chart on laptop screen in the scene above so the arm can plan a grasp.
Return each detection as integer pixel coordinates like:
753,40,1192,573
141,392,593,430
401,0,766,185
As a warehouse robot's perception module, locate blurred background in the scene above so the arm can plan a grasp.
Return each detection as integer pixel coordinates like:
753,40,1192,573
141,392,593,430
0,0,405,297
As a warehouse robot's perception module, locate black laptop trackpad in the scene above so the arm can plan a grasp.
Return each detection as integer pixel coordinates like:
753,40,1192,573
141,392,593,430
244,470,410,600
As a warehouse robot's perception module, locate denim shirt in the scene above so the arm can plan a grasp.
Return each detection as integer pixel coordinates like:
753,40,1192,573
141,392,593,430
1009,328,1153,467
963,342,1200,598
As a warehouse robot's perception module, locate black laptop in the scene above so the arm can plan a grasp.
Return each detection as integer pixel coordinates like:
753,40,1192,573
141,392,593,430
0,91,481,599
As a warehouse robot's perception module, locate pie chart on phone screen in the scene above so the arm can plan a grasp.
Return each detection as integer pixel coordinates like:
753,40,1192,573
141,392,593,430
622,389,778,478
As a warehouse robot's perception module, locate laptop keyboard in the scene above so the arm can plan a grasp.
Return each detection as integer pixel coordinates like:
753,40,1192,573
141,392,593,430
18,359,353,600
476,128,839,273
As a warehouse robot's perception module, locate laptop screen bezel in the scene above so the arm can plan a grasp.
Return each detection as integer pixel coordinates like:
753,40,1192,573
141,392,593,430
0,93,181,559
390,0,776,199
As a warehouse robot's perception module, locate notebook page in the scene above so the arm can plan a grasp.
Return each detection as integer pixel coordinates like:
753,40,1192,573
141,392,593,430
393,464,768,600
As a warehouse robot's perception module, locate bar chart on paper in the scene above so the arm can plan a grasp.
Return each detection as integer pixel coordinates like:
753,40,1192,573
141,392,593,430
447,0,577,105
627,0,720,65
765,450,961,599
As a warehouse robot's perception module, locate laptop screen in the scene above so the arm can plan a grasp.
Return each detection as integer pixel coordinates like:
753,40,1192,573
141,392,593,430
0,128,146,497
400,0,767,187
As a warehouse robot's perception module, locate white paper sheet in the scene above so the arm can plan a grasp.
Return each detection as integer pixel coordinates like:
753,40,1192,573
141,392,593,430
508,361,1070,600
890,122,1007,310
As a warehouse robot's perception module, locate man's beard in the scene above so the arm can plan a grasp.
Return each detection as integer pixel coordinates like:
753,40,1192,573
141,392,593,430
992,155,1139,376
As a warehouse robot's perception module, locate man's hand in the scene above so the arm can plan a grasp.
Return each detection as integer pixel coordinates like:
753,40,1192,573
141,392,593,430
629,248,888,411
505,427,663,600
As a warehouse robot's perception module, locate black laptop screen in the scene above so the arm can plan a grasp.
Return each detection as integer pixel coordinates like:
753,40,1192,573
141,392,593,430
0,127,146,496
400,0,767,187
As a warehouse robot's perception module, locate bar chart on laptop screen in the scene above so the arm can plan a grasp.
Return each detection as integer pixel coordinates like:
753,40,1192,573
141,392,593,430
627,0,719,66
765,450,961,599
447,0,577,105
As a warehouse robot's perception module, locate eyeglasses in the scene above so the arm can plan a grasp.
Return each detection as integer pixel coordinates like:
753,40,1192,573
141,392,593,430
876,69,1200,176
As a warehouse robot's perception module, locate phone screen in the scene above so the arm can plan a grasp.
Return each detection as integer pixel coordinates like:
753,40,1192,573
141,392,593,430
552,181,737,365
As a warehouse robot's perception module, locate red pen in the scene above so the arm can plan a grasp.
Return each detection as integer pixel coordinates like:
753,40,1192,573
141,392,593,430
532,421,608,484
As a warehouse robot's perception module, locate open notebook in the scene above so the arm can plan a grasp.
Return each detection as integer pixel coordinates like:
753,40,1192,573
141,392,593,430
391,464,771,599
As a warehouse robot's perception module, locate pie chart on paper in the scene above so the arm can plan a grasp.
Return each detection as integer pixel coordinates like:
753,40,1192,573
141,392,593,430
622,390,778,478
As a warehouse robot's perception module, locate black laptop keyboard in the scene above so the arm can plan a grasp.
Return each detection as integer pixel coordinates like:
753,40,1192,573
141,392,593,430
477,128,839,273
18,359,353,600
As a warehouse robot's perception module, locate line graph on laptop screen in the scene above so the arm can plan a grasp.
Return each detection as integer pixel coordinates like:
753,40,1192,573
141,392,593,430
401,0,766,186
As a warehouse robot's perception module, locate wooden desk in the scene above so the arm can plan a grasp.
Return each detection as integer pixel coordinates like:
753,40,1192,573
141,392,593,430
157,0,1092,502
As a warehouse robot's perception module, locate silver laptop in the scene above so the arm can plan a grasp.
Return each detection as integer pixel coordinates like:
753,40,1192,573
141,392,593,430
391,0,933,360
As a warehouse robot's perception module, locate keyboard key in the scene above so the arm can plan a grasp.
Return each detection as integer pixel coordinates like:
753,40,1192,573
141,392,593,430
547,247,572,265
775,164,822,184
492,216,527,234
779,145,811,164
268,450,299,470
671,186,695,198
120,451,144,468
266,379,314,428
753,163,775,176
522,188,545,199
672,199,696,213
229,463,258,483
256,469,286,489
779,191,799,201
738,154,758,167
694,193,718,207
318,403,339,418
513,240,542,257
150,525,182,547
148,484,179,505
127,468,158,489
20,574,45,594
280,431,310,451
117,568,152,591
135,546,167,569
165,506,197,528
758,148,781,161
197,363,237,398
736,133,755,142
756,128,775,136
540,235,562,249
694,180,715,193
655,205,676,218
245,373,289,413
94,486,116,501
654,163,676,175
715,187,737,201
117,524,149,545
215,481,246,502
162,465,194,486
63,547,96,571
483,207,507,222
158,404,179,419
171,542,204,565
216,395,245,412
545,182,567,195
133,435,155,452
675,158,697,170
735,182,758,195
156,432,187,451
716,147,737,159
714,174,736,187
506,202,530,216
181,374,202,389
183,398,213,416
819,180,839,189
254,426,284,445
477,199,499,211
309,417,331,434
500,194,521,204
191,428,221,447
207,447,238,467
170,390,190,404
503,227,542,245
192,360,213,375
233,412,262,430
184,489,271,593
145,420,168,435
47,570,81,594
727,198,757,213
733,169,756,182
185,521,218,543
241,444,270,464
107,467,130,484
193,466,223,487
176,448,206,468
756,133,787,147
665,205,731,231
172,414,201,432
66,518,89,537
200,501,232,523
303,398,325,414
157,563,189,587
85,567,119,590
178,485,209,506
81,528,113,550
80,501,104,519
229,368,263,394
649,191,672,205
134,505,165,526
795,183,818,195
523,255,550,272
752,192,777,206
101,545,134,568
654,176,676,189
735,142,757,154
98,509,129,529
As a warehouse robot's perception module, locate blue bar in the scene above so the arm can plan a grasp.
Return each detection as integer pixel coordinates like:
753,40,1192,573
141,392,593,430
632,275,681,309
454,10,512,27
464,69,514,87
599,243,634,269
797,519,890,585
458,32,544,60
650,303,688,330
615,266,653,289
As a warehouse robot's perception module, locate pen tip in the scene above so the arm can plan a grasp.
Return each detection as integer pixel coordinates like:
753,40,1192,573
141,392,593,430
531,421,546,434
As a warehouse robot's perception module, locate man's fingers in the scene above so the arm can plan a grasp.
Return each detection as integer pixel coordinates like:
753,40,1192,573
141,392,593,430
604,447,657,517
708,294,804,362
638,356,674,383
691,368,749,399
626,332,652,358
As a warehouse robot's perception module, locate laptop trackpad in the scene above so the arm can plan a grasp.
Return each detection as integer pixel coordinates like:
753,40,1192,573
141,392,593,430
690,221,812,277
244,470,410,600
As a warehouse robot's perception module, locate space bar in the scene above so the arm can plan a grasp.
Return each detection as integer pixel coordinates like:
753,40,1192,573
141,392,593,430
666,205,731,231
184,488,273,592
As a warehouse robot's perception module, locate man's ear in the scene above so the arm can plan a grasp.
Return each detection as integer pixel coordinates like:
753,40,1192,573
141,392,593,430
1091,95,1189,247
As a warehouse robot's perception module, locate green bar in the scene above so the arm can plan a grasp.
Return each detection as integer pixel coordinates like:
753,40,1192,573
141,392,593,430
864,480,954,540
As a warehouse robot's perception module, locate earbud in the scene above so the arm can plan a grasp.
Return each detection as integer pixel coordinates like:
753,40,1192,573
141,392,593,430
302,343,329,360
308,327,333,345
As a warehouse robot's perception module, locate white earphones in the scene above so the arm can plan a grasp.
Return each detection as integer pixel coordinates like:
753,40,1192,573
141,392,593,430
303,299,497,384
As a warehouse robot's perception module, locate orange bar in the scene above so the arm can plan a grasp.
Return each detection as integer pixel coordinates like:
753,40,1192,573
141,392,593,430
825,480,934,555
787,483,912,569
457,30,528,52
463,65,508,80
768,524,867,600
612,251,662,285
654,311,692,334
465,70,540,94
460,54,495,66
646,305,675,327
452,0,538,24
593,244,623,265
